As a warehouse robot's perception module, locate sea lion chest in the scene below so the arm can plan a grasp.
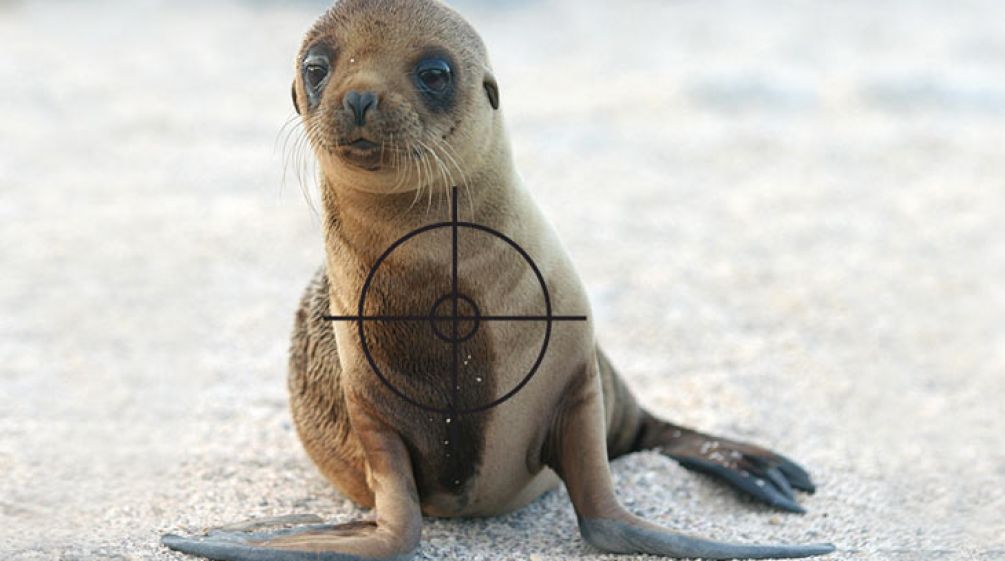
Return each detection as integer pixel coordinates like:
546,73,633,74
330,224,566,515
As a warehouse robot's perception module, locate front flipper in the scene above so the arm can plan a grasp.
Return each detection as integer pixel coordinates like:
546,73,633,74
549,365,834,559
163,406,421,561
639,419,815,513
579,518,835,560
162,518,413,561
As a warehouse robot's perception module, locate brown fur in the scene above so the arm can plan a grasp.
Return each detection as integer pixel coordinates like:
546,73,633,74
285,0,794,520
287,0,568,518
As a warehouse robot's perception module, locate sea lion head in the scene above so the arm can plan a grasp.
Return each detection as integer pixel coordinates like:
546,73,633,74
293,0,501,194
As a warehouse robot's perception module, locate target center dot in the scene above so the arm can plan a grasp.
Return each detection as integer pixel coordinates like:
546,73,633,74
430,293,481,342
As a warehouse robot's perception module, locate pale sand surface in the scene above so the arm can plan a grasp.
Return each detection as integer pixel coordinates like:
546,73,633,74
1,0,1004,559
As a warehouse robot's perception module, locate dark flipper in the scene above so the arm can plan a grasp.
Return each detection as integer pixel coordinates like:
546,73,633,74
550,358,835,559
597,346,818,512
638,417,816,513
162,518,414,561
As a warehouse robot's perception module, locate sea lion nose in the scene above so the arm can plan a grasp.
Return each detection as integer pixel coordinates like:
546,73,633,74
343,90,379,126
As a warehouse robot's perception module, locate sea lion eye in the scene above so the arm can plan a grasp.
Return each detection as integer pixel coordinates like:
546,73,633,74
415,58,452,94
305,62,329,91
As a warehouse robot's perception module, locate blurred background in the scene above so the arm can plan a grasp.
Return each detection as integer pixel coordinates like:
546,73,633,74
1,0,1003,559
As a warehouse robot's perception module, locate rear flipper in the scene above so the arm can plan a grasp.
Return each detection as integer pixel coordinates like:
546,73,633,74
554,362,834,559
636,415,815,513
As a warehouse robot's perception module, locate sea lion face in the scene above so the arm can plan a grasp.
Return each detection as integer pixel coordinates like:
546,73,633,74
293,0,500,194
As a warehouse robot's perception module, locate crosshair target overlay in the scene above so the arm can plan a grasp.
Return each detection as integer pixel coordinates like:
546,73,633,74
324,187,587,416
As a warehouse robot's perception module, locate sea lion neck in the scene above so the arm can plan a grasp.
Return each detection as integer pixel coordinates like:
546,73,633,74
318,159,513,273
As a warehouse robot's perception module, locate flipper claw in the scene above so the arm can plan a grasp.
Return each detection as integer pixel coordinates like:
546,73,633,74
673,456,807,513
650,426,819,512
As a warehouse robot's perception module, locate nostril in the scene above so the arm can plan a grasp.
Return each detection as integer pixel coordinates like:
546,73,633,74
359,91,378,113
343,90,380,126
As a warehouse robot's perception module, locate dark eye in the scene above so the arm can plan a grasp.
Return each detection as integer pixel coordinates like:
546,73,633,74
305,63,329,90
415,58,452,94
302,51,332,93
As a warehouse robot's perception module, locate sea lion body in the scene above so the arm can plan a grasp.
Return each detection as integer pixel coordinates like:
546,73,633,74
162,1,834,559
289,182,587,517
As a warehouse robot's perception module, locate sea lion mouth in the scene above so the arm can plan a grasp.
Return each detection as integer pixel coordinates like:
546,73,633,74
347,138,380,150
337,137,383,170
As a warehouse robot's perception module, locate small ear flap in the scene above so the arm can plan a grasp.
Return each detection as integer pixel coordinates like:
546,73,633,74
483,73,499,110
291,80,302,115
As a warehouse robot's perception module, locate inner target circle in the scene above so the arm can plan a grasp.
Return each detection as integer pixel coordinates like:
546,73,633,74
429,293,481,342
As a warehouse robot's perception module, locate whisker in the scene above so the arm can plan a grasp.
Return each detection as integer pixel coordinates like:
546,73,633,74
425,139,456,221
433,137,473,218
404,141,426,214
416,138,451,213
419,143,437,216
279,114,323,218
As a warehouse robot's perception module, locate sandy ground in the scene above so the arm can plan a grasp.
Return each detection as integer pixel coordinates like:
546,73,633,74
2,0,1004,559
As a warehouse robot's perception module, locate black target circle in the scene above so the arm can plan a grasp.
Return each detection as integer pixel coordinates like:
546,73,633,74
429,293,481,343
357,221,553,415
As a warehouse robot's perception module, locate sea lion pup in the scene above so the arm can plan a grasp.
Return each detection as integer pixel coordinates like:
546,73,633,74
162,0,834,559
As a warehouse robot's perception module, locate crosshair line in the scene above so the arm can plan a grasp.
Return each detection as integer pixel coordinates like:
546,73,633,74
449,181,461,451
